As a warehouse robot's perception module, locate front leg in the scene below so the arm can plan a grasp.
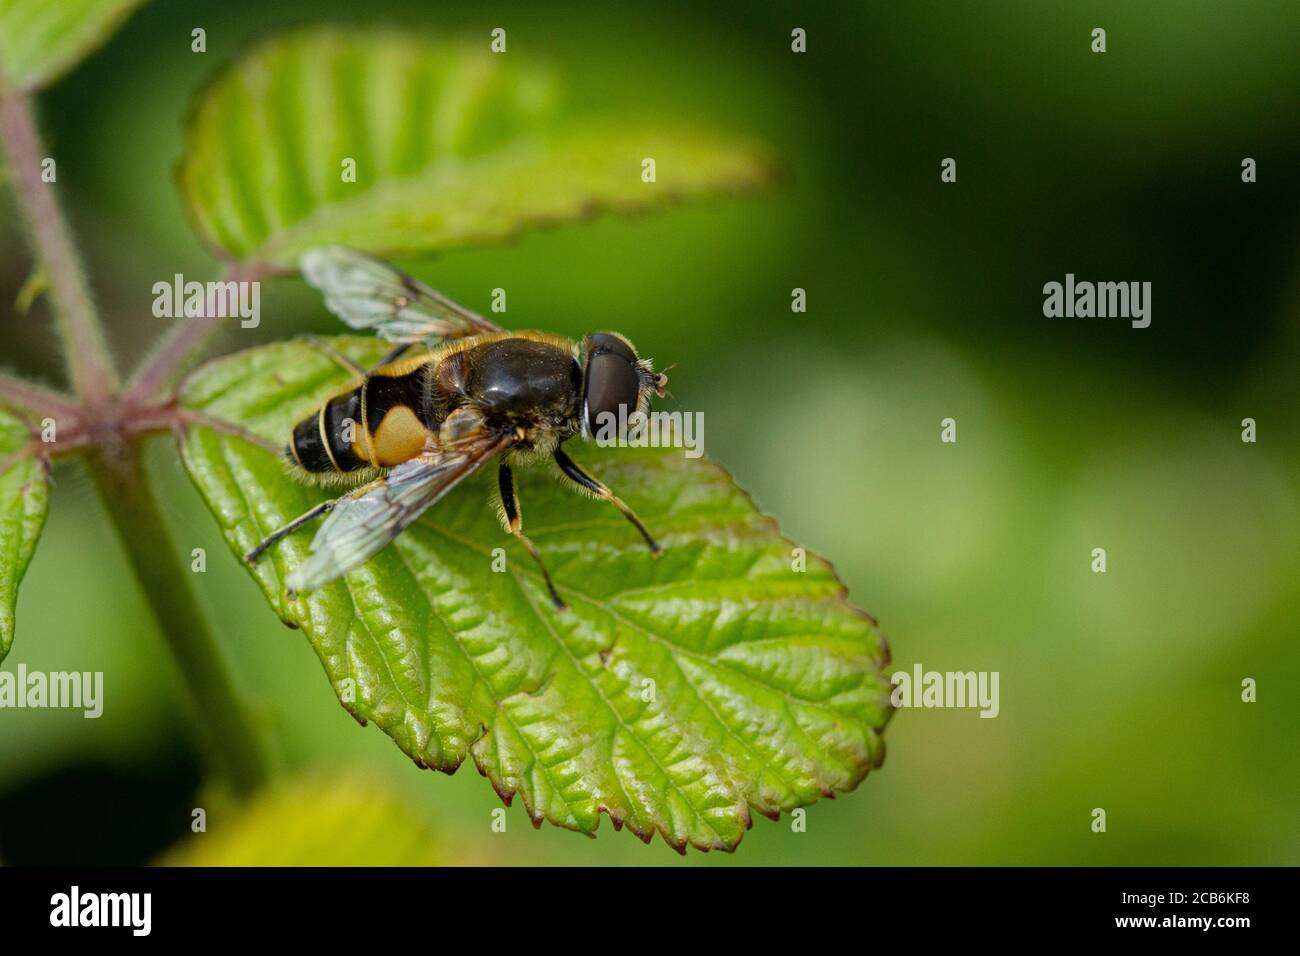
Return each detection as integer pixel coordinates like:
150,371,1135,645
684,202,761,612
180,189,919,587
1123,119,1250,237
553,448,660,554
498,463,566,610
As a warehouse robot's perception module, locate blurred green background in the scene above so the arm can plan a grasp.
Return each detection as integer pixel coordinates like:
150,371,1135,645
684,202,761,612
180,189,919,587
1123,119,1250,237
1,0,1297,865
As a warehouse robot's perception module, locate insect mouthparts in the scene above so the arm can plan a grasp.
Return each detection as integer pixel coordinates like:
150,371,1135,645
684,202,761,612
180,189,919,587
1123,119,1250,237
653,368,672,399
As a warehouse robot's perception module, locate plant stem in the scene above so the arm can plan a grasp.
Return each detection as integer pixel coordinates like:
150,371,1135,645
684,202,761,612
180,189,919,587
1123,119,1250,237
87,442,269,796
126,261,266,405
0,82,270,796
0,86,120,405
0,372,82,422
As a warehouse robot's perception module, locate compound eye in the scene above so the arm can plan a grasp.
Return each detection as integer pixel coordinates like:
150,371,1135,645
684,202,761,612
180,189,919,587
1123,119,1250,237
584,348,641,436
585,332,637,363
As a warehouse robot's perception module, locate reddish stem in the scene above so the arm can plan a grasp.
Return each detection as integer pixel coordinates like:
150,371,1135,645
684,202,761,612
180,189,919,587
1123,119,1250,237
0,87,119,405
124,260,268,405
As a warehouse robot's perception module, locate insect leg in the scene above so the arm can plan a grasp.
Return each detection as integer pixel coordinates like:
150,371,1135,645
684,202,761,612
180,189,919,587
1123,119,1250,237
553,448,660,553
498,463,567,610
374,343,413,368
302,334,415,377
245,477,386,563
300,334,368,378
245,501,335,563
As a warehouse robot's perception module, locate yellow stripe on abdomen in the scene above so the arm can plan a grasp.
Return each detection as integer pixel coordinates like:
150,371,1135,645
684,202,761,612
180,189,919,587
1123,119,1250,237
354,404,431,466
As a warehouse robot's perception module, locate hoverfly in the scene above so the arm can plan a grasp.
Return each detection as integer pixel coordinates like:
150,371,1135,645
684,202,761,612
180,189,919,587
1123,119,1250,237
245,246,668,610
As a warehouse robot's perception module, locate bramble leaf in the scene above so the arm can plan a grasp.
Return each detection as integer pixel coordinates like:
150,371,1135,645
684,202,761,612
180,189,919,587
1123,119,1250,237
0,0,149,91
0,407,48,662
178,338,893,852
176,26,775,269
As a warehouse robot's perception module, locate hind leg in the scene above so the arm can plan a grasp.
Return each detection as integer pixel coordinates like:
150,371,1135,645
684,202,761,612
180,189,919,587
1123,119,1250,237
498,463,566,610
245,477,385,563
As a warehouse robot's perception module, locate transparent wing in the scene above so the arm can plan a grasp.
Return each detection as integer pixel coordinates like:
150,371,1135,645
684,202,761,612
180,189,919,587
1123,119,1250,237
299,245,503,344
285,421,511,594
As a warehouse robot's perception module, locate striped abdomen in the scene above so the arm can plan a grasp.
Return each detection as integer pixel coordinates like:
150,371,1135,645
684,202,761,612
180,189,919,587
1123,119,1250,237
289,364,435,475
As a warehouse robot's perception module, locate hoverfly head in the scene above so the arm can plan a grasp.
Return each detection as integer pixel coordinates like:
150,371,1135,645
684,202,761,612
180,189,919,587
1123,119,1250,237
580,332,664,440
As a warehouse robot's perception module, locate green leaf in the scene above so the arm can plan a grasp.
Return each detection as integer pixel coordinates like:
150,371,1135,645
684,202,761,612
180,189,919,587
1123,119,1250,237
157,771,440,866
178,338,893,853
0,0,148,91
0,407,48,662
177,26,775,269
